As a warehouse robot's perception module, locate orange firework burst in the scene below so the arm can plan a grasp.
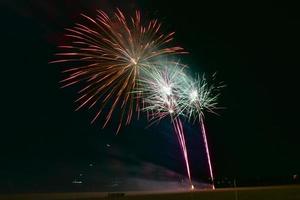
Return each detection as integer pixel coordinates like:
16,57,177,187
51,9,186,132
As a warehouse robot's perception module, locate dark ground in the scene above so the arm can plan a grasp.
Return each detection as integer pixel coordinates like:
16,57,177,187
0,185,300,200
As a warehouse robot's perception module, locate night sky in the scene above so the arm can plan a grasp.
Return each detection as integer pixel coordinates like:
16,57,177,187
1,0,299,191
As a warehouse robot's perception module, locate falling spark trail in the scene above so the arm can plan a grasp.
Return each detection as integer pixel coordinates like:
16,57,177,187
200,116,215,189
173,117,192,185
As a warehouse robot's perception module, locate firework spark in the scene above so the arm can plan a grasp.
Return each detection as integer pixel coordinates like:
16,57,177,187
51,9,185,132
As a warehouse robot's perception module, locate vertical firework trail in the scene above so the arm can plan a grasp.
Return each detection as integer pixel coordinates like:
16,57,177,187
200,116,215,189
172,117,192,185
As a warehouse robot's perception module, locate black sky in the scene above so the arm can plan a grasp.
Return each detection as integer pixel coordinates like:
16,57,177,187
1,0,299,191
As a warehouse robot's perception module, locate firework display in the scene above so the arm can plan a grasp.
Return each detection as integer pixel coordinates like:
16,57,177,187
138,63,223,188
179,73,224,189
179,73,223,122
138,62,187,121
53,8,223,189
51,9,185,132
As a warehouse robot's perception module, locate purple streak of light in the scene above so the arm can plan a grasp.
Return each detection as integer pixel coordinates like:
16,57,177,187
172,117,192,186
200,117,215,189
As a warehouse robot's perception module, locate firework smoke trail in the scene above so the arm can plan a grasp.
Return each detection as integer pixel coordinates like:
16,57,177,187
51,9,185,132
138,63,193,186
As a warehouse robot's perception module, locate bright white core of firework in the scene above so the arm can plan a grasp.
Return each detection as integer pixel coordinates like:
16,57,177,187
162,85,172,96
189,90,198,102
